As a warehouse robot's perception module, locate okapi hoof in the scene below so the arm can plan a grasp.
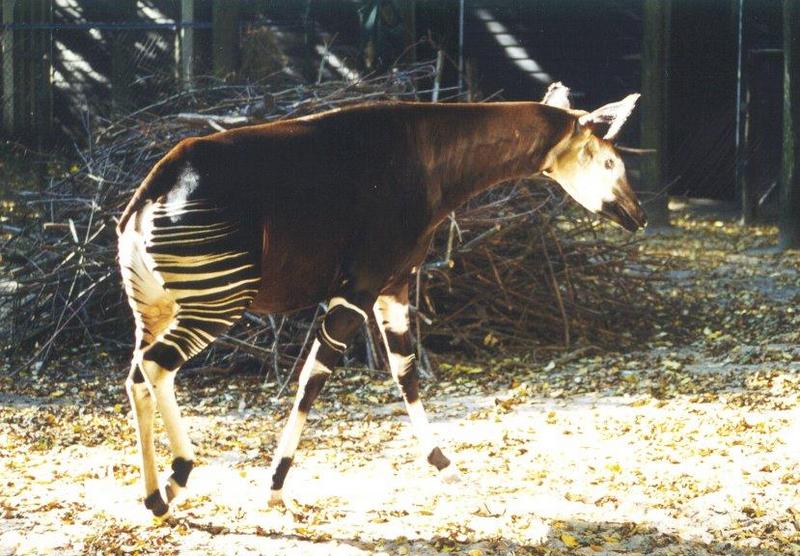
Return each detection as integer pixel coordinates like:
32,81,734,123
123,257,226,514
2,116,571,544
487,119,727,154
427,447,451,471
144,490,170,518
268,490,305,519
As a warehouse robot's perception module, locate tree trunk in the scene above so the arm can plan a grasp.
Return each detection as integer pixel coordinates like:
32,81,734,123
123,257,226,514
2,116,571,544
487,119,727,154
781,0,800,248
111,0,136,116
2,0,16,134
181,0,195,89
212,0,239,79
733,0,754,224
641,0,671,228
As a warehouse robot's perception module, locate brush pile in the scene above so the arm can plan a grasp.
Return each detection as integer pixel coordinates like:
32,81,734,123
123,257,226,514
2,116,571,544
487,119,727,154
420,182,661,357
0,63,667,379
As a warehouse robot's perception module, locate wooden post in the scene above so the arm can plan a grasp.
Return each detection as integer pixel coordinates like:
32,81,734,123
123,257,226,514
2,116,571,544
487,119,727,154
641,0,671,228
111,0,136,115
2,0,16,134
743,49,783,221
4,0,52,141
781,0,800,248
181,0,194,88
212,0,239,79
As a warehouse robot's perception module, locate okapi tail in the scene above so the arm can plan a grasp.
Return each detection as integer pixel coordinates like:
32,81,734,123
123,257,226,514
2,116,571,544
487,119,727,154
116,140,191,235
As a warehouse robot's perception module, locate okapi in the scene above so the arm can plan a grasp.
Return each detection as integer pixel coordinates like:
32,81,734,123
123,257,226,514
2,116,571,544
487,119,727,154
117,83,645,518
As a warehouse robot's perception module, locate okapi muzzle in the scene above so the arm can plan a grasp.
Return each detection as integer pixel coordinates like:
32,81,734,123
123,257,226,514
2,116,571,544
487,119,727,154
600,179,647,232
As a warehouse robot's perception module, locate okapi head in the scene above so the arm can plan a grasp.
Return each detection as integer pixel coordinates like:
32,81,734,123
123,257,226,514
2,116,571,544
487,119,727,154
541,82,647,232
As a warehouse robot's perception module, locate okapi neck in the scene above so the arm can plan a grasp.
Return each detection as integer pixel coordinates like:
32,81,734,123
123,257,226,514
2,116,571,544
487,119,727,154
413,102,575,222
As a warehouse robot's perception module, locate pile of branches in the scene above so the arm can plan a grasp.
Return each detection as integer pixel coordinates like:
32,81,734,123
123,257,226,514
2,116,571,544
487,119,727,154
420,182,660,356
1,62,664,379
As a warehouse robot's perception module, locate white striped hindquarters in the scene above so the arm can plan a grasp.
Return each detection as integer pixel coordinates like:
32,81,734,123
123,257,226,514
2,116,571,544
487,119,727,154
118,198,260,370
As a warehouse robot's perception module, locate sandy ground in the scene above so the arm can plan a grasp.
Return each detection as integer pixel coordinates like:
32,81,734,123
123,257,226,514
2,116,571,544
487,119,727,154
2,215,800,555
3,353,799,555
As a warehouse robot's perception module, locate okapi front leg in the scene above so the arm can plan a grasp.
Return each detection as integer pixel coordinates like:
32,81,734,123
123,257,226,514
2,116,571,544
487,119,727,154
268,295,371,512
373,290,454,476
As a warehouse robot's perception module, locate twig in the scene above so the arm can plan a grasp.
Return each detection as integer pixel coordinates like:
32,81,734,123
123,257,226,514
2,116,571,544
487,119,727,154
217,335,274,358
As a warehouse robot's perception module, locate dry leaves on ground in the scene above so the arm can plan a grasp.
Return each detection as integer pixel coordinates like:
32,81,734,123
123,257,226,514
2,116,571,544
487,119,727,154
2,213,800,555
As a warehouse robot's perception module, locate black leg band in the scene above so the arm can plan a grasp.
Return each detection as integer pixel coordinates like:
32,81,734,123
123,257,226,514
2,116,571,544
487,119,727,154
170,457,194,488
142,342,183,372
131,367,146,384
271,456,293,490
298,372,330,413
397,364,420,403
315,302,368,368
385,329,413,355
385,330,420,403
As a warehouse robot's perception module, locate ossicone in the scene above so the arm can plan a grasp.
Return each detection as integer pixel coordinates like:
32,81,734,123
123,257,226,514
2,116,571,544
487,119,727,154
541,82,572,110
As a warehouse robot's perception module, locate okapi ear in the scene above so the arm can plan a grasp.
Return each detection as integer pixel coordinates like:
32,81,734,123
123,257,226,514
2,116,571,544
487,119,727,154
578,93,640,141
541,82,571,110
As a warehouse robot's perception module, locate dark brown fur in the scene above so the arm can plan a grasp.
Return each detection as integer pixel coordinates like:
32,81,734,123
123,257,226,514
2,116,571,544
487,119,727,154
118,101,575,313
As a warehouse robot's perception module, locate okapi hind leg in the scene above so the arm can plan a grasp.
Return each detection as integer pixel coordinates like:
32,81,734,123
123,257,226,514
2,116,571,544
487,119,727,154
125,359,165,516
133,311,254,517
141,355,195,505
128,342,195,519
118,197,261,516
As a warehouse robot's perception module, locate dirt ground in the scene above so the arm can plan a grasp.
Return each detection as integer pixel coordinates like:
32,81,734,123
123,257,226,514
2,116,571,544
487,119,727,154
2,211,800,555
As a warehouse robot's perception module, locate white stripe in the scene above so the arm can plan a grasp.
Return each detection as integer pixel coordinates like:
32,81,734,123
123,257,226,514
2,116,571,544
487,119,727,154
179,289,260,306
319,322,347,350
175,313,234,326
328,297,368,320
158,263,255,283
170,277,261,297
158,337,189,360
149,230,236,246
153,252,248,268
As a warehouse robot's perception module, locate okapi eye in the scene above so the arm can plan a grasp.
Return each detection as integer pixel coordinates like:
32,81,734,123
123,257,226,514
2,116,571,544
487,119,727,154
604,159,615,170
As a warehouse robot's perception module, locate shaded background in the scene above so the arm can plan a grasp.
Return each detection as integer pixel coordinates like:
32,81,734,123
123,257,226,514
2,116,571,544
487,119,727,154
0,0,786,205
